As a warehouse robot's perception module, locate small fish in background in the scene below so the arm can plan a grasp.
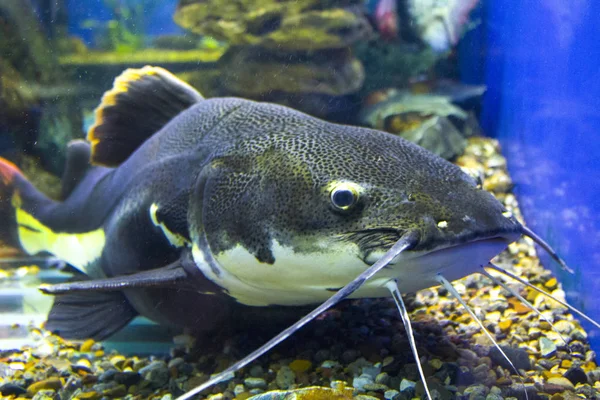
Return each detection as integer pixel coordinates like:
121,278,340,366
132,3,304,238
408,0,480,52
374,0,399,40
367,0,479,50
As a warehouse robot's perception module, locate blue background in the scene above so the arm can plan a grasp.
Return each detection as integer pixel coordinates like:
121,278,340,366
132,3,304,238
461,2,600,349
65,0,183,45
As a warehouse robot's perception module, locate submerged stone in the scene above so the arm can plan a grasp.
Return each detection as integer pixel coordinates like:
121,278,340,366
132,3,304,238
539,337,557,358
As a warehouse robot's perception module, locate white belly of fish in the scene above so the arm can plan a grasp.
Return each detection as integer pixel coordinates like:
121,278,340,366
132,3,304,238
193,238,509,306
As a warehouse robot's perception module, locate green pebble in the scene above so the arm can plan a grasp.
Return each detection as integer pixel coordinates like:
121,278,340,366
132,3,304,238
539,337,557,357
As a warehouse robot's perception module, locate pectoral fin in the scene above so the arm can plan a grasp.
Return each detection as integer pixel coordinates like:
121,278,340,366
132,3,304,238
39,262,188,294
39,251,222,295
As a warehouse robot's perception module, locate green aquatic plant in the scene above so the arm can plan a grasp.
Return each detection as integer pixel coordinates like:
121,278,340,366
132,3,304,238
81,0,159,52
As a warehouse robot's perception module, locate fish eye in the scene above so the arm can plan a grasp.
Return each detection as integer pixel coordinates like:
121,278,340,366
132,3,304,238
330,183,359,211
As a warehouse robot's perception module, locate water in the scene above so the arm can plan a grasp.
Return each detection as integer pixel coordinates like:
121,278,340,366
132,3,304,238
461,0,600,350
1,1,599,398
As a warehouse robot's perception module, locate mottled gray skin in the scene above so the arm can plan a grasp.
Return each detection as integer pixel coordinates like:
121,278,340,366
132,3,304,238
19,97,521,335
176,98,520,258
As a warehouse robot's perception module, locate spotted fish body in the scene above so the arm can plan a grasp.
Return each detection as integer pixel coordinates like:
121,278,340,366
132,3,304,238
0,67,521,339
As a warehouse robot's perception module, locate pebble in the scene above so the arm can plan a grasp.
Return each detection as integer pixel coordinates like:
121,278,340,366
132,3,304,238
489,346,531,371
544,277,558,290
540,337,557,357
464,384,489,398
76,391,101,400
352,374,374,391
102,384,127,397
362,364,381,379
498,320,513,331
399,378,416,392
139,361,169,388
32,389,60,400
375,372,390,385
364,383,389,392
321,360,340,369
275,366,295,389
98,369,118,382
249,365,264,378
167,357,185,369
80,339,95,352
554,320,575,334
109,355,126,367
382,356,394,367
564,367,588,385
244,377,267,389
341,349,359,363
0,383,27,396
114,371,141,386
384,389,400,399
27,378,62,395
547,377,575,391
289,359,312,374
234,384,245,396
10,362,25,370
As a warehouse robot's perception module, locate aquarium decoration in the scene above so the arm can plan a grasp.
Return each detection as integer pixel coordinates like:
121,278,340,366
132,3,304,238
172,0,373,117
79,0,160,53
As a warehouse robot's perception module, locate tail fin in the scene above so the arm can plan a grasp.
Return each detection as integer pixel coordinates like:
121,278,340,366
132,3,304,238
0,158,23,251
0,157,56,255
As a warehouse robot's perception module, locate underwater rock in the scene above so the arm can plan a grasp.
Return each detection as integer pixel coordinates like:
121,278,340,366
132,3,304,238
275,366,296,389
0,383,27,396
488,346,531,371
174,0,371,51
26,378,63,396
563,366,589,385
220,47,364,97
539,337,557,358
546,376,575,391
355,41,440,95
173,0,370,118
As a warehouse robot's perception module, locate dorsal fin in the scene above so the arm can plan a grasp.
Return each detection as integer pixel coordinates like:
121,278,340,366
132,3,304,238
61,140,92,199
87,66,203,167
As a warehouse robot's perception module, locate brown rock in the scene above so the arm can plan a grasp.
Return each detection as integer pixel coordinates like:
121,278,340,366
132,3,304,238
27,378,62,396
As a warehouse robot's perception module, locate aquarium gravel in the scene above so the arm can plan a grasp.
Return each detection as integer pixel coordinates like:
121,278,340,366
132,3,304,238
1,137,599,400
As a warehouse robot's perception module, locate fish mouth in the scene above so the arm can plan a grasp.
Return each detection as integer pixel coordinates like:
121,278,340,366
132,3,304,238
360,226,521,265
357,234,517,296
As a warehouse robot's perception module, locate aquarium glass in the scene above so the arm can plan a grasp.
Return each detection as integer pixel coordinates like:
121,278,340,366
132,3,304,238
1,1,599,399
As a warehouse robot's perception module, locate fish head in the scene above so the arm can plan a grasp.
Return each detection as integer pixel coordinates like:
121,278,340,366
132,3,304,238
191,103,522,305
